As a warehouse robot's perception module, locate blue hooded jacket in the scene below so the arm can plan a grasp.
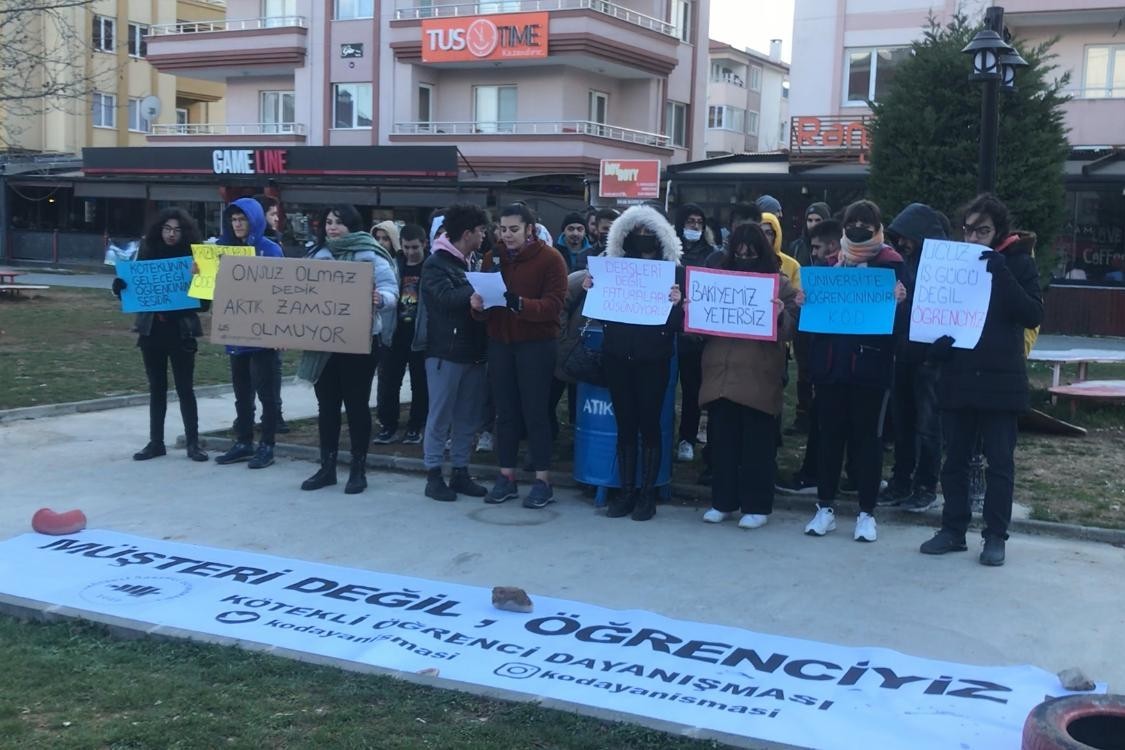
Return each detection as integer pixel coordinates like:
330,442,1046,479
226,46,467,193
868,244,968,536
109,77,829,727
217,197,283,355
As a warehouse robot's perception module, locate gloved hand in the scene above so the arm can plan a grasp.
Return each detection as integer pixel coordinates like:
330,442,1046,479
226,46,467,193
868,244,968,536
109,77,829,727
979,250,1007,273
927,335,956,363
111,277,127,297
504,291,522,313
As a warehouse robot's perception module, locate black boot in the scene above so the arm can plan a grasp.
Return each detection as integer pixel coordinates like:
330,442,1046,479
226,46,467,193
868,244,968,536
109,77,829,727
184,427,208,462
449,467,487,497
606,443,638,518
133,442,166,461
301,449,337,491
425,467,456,502
345,454,368,495
631,444,661,521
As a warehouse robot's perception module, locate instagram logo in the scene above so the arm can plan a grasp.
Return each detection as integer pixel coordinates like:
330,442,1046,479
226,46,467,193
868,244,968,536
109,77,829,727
494,662,540,680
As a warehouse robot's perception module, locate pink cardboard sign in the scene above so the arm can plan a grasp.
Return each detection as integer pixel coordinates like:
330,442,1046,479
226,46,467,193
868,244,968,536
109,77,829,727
684,267,779,341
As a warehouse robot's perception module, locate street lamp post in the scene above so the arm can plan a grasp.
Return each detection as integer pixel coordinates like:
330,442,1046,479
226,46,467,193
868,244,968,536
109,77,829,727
962,6,1017,195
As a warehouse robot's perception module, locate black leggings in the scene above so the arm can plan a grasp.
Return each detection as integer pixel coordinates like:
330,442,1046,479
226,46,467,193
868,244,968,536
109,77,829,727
140,329,198,445
314,342,379,455
605,354,671,453
488,338,557,471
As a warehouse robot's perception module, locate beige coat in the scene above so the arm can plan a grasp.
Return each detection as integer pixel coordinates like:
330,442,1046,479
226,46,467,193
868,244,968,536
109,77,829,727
698,275,799,416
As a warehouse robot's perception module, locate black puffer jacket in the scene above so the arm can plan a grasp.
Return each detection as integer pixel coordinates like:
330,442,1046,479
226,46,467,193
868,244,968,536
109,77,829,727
937,232,1043,412
887,203,948,365
419,246,487,364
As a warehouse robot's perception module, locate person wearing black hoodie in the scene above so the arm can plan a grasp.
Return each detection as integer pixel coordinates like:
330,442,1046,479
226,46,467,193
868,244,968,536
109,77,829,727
111,208,209,463
881,203,948,512
920,194,1043,567
673,203,716,463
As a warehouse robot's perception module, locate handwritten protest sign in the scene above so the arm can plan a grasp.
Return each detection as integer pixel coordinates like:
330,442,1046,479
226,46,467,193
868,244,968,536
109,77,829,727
210,255,373,354
582,255,674,325
684,268,778,341
116,257,200,314
188,244,255,300
909,239,992,350
798,267,897,335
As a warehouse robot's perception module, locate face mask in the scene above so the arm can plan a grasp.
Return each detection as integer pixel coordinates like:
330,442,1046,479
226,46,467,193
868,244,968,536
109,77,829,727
683,228,702,243
845,225,875,243
732,257,757,272
624,234,659,258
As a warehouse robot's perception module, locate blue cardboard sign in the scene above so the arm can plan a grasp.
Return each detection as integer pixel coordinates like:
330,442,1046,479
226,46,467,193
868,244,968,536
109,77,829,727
798,267,896,335
116,257,201,314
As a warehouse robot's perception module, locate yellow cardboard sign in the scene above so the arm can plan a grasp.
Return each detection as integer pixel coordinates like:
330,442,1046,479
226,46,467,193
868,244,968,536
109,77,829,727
188,244,256,300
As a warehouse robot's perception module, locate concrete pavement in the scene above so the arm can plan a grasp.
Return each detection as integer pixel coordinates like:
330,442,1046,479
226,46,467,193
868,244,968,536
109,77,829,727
1,380,1122,707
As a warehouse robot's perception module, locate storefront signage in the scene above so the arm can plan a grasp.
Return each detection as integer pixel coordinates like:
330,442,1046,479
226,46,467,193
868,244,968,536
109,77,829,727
212,149,288,176
421,12,549,63
598,159,660,199
789,116,870,163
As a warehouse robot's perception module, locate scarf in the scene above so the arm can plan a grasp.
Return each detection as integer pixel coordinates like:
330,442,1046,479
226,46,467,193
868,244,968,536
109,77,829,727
432,235,469,266
837,227,886,267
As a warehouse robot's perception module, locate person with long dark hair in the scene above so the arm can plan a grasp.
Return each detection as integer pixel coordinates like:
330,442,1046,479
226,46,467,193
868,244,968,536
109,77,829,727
921,194,1043,566
582,205,683,522
699,223,799,529
297,205,398,495
111,208,209,462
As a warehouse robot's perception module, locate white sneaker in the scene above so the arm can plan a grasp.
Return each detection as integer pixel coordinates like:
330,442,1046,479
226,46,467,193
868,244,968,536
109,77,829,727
476,431,494,452
696,419,708,444
676,440,694,462
854,512,878,542
702,508,734,524
739,514,769,529
804,505,836,536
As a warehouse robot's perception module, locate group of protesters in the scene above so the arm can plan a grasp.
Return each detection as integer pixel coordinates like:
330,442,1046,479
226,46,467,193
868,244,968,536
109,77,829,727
114,188,1042,567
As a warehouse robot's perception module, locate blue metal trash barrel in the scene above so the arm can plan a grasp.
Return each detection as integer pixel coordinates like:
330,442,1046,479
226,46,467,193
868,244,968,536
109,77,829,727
573,327,676,502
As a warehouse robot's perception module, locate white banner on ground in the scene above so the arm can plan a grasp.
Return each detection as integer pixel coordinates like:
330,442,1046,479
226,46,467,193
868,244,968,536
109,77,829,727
0,531,1098,750
910,239,993,350
582,256,674,325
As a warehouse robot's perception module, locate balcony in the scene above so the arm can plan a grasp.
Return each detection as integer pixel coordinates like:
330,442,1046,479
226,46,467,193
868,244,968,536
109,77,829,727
389,0,679,78
147,122,308,145
710,72,745,88
145,16,308,82
393,120,669,147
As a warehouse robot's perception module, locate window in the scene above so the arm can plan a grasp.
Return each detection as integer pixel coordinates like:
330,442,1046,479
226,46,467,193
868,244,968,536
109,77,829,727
479,1,521,10
664,100,686,147
92,15,115,52
264,0,296,26
749,65,762,92
334,0,373,19
473,85,516,133
779,120,787,145
747,110,759,137
127,23,147,57
844,46,912,105
418,84,433,127
671,0,690,43
127,98,152,132
261,91,295,133
710,63,743,87
333,83,372,128
176,108,189,133
588,90,608,124
1083,45,1125,98
707,105,746,132
92,93,116,128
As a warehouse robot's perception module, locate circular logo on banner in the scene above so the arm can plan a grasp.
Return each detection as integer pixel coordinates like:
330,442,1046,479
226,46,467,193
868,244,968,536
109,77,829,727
466,18,499,58
80,576,192,606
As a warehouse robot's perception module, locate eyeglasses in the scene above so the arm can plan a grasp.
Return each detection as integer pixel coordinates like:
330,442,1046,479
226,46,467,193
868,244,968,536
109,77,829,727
684,218,705,228
963,224,995,238
161,225,182,234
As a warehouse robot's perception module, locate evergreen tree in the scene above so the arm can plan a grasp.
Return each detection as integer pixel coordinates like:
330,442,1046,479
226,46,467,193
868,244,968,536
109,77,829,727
868,13,1070,282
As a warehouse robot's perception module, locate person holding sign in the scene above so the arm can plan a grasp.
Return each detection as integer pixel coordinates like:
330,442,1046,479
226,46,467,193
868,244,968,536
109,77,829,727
296,205,398,495
582,205,683,522
211,198,284,470
471,204,569,509
920,194,1044,567
110,208,209,463
805,200,909,543
698,223,799,530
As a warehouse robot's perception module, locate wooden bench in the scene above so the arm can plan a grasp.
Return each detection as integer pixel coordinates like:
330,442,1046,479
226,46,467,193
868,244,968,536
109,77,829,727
0,284,50,298
1047,379,1125,419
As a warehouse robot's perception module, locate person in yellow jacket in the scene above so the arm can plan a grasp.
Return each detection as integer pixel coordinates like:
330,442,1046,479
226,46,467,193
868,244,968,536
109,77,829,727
759,212,802,291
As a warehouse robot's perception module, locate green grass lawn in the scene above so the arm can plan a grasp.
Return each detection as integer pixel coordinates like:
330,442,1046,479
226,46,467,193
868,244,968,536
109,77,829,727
0,617,729,750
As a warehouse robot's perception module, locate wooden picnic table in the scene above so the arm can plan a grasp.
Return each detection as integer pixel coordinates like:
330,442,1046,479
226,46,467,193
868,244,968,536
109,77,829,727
0,268,49,298
1048,380,1125,419
0,268,24,285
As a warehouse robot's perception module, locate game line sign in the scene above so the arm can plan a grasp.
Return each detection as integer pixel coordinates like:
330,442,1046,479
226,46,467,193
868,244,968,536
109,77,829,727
0,530,1100,750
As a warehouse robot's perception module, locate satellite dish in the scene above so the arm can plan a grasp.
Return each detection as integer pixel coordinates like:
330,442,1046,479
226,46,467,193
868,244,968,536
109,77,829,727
140,95,161,119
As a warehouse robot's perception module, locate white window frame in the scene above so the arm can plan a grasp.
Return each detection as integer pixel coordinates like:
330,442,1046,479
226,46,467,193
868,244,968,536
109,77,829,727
334,0,374,20
479,1,521,11
264,0,296,26
175,108,189,133
332,83,373,129
664,100,687,147
418,84,433,128
707,105,746,133
260,90,296,133
1082,44,1125,99
843,46,911,106
92,92,116,129
93,15,115,53
127,98,151,133
671,0,690,43
588,90,609,125
747,110,760,137
473,84,517,133
127,23,147,58
749,65,762,92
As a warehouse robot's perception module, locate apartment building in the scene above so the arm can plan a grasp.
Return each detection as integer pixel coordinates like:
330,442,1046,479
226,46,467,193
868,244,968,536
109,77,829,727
705,39,790,157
